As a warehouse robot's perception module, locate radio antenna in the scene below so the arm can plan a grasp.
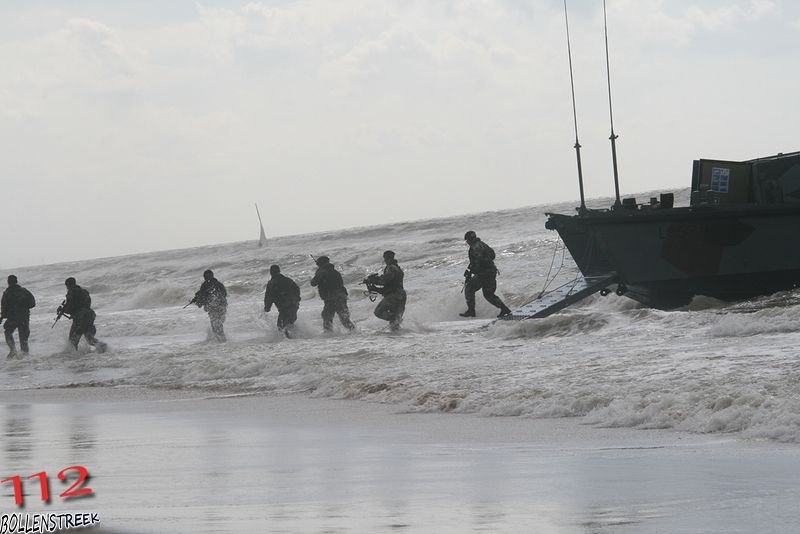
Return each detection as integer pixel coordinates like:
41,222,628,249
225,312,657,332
563,0,587,214
603,0,622,208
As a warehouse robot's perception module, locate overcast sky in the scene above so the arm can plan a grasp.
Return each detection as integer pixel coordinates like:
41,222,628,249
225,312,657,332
2,0,798,268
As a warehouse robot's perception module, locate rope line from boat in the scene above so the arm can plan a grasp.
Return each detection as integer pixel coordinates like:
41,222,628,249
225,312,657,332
538,236,574,299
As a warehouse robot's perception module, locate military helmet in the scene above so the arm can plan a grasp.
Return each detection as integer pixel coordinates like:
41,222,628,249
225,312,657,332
383,250,395,260
315,256,330,266
464,230,477,241
7,275,17,285
65,277,77,288
270,264,281,275
203,269,214,280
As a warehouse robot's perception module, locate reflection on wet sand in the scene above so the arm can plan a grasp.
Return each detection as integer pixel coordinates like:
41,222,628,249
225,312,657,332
2,394,800,533
3,404,32,465
1,403,100,512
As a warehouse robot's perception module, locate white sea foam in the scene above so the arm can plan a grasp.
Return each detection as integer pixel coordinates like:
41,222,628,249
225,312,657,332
4,190,800,442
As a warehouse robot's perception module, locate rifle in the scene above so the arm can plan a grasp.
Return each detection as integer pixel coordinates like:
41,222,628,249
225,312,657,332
461,269,471,293
183,297,197,309
51,300,68,328
361,273,383,302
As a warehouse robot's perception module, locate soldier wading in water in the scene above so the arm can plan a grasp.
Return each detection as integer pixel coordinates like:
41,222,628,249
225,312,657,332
192,269,228,342
364,250,406,331
460,230,511,318
59,277,108,352
310,256,355,332
1,275,36,359
264,264,301,338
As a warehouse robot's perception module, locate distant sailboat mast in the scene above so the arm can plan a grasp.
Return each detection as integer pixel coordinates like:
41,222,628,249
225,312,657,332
255,203,267,247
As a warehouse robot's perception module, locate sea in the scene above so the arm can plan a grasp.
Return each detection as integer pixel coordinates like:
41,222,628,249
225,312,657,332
4,187,800,444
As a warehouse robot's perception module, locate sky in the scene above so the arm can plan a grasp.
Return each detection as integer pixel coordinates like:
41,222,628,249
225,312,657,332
1,0,798,268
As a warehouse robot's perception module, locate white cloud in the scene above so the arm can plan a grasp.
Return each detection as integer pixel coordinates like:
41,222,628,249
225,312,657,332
608,0,780,47
0,0,797,266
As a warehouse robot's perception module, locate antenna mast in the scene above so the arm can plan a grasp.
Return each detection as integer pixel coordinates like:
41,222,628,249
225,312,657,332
603,0,622,208
563,0,587,214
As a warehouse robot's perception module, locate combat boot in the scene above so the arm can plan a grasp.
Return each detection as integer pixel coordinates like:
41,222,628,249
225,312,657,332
497,306,512,318
459,308,476,318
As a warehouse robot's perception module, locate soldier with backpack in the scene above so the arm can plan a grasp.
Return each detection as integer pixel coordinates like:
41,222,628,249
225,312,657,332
460,231,511,318
1,275,36,358
59,277,107,352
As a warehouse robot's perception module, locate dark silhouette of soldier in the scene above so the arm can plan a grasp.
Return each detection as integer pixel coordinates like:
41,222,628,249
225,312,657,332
193,269,228,342
460,230,511,318
1,275,36,359
311,256,355,332
264,265,301,338
60,277,107,352
365,250,406,331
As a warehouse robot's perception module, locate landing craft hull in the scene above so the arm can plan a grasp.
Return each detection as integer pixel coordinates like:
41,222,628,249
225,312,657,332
546,204,800,309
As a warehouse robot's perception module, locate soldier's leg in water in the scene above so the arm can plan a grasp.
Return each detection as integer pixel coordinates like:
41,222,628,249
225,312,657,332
84,318,99,345
4,322,17,357
461,277,481,316
389,293,407,330
278,306,298,338
337,298,355,330
86,334,108,353
286,305,298,328
78,311,107,352
209,311,226,342
321,300,335,331
84,326,107,352
19,321,30,354
378,293,404,330
68,321,82,350
481,277,511,316
374,297,392,321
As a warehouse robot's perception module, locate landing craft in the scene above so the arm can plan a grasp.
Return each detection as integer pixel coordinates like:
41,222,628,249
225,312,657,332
544,151,800,310
501,1,800,319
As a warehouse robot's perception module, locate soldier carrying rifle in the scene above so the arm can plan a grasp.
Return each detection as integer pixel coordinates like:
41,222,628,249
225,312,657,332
364,250,406,331
57,277,107,353
190,270,228,343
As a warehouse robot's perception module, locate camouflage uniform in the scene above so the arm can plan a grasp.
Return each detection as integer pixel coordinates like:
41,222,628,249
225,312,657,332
310,260,355,331
463,234,511,317
1,278,36,357
62,282,106,351
194,276,228,342
373,257,406,330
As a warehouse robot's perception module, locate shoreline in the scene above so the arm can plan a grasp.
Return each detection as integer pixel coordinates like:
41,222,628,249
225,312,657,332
3,386,800,532
0,384,771,449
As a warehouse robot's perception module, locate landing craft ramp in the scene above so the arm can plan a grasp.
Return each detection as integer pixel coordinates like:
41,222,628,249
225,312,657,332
499,274,619,320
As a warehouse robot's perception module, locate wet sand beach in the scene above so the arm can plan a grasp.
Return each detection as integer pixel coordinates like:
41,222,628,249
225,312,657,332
2,388,799,533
